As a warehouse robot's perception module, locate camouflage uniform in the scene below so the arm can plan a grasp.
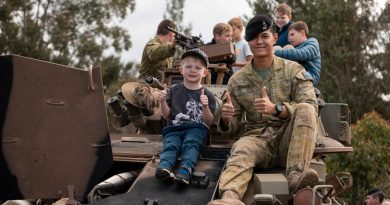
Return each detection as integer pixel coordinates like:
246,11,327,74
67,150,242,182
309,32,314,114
139,37,176,81
217,56,318,199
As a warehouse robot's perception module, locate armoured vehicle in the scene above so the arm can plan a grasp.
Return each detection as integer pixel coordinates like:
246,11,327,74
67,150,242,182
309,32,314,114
1,40,353,204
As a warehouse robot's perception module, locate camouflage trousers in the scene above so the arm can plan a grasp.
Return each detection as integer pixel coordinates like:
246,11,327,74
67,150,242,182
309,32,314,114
218,103,318,199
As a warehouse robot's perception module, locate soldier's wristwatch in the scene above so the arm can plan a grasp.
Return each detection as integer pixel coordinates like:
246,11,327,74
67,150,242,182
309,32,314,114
274,102,283,117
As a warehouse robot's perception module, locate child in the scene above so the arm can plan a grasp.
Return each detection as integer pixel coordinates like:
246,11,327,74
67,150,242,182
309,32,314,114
274,21,321,85
154,48,216,185
274,3,293,47
206,23,236,84
228,17,253,73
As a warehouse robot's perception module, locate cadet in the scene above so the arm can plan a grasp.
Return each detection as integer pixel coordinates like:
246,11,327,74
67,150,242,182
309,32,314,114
154,48,216,185
139,19,177,81
208,15,318,205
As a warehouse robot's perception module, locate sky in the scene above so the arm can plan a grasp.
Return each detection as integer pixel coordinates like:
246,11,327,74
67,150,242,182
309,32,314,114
121,0,253,63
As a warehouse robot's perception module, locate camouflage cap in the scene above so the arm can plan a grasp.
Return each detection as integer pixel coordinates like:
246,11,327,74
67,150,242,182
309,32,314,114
245,14,273,41
181,48,209,67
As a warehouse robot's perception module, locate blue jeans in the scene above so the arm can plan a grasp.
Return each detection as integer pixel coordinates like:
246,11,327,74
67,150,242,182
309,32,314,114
159,123,209,172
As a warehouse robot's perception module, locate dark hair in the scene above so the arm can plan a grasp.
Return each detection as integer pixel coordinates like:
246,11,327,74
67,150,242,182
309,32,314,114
367,188,385,203
289,21,309,37
157,19,176,35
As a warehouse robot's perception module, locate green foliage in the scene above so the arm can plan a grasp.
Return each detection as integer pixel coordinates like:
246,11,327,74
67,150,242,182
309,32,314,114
248,0,390,122
327,112,390,204
163,0,192,35
0,0,136,89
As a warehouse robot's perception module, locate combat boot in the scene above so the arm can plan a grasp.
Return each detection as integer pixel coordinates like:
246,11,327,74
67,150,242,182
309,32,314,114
207,190,245,205
287,168,319,194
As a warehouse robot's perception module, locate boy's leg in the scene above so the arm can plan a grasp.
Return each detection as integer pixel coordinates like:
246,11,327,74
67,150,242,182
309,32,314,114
157,128,183,181
176,126,208,185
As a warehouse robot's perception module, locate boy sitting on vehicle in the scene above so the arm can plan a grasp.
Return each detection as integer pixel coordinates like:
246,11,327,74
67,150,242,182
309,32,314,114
228,17,253,73
274,21,321,85
206,23,236,85
274,3,294,47
154,49,216,186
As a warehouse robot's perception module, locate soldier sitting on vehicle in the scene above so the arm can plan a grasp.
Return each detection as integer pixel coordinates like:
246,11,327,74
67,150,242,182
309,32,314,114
138,19,177,82
208,14,319,205
206,23,236,85
153,49,216,186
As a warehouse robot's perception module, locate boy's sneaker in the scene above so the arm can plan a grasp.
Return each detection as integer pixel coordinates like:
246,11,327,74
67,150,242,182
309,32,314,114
155,167,175,182
175,167,191,186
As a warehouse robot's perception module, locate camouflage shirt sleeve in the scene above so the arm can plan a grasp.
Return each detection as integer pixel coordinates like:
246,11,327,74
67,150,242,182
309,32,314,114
217,79,246,139
283,65,318,116
145,39,176,62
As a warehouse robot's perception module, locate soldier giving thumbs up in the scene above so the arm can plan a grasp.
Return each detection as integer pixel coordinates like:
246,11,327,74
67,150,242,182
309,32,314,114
221,92,235,128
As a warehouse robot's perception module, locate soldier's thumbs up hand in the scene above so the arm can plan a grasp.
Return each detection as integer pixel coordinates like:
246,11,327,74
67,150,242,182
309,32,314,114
200,88,209,107
255,87,275,114
221,92,235,124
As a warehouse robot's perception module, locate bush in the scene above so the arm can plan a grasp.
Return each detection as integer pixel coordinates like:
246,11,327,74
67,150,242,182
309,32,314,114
326,112,390,204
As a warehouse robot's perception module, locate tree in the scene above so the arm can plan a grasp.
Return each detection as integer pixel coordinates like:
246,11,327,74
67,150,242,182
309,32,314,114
163,0,192,35
0,0,136,88
248,0,390,122
327,112,390,204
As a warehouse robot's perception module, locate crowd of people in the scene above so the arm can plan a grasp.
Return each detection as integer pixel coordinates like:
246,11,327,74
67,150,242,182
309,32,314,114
129,2,386,204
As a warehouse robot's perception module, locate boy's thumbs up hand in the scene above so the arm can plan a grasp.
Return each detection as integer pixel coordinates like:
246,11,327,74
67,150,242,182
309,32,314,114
200,88,209,107
221,92,235,124
154,84,168,102
255,86,275,115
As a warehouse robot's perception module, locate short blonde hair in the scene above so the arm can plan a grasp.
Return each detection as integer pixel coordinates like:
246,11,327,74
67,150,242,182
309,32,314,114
274,3,292,18
213,23,232,36
228,17,244,30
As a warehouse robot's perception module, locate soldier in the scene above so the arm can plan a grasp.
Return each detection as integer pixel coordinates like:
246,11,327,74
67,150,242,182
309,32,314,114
139,19,177,81
365,188,385,205
208,14,318,205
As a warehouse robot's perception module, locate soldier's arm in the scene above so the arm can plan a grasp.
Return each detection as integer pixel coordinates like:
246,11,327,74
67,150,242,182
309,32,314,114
217,82,245,138
282,66,318,116
146,41,176,61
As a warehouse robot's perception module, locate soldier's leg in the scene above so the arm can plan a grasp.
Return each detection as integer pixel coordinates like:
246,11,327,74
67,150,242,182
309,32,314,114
219,136,273,199
277,103,318,193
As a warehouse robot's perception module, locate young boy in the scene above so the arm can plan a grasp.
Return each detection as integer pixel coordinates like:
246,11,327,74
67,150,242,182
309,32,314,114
228,17,253,73
154,48,216,185
274,21,321,85
206,23,236,84
274,3,293,47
